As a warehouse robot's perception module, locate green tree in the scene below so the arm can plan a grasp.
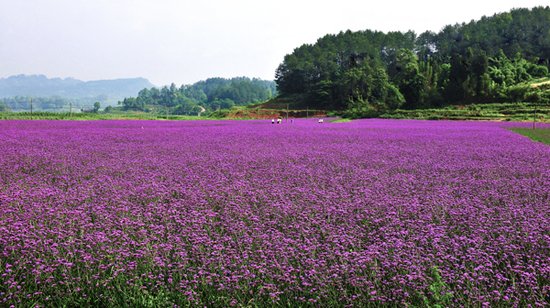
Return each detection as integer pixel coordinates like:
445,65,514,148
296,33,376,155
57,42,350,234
389,49,426,108
0,101,9,112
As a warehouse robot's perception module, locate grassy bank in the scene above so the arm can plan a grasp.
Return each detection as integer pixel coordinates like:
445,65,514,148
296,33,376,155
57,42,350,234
379,102,550,122
2,102,548,122
0,112,202,120
510,127,550,145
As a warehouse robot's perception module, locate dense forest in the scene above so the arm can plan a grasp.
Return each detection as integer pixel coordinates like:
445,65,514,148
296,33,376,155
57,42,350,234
119,77,276,114
275,7,550,116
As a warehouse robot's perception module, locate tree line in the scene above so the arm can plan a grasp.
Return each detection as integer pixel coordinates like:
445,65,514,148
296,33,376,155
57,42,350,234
275,7,550,116
119,77,276,114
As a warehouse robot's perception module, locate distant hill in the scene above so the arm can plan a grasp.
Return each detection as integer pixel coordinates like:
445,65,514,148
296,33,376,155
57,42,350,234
0,74,155,106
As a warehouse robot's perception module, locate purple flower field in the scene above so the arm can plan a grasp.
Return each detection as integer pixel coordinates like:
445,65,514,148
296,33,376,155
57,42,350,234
0,119,549,306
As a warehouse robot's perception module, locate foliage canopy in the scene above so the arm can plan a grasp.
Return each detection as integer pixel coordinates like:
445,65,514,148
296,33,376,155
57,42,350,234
275,7,550,117
119,77,276,115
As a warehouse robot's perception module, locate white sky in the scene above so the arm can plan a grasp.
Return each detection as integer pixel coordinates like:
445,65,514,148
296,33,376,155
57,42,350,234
0,0,548,86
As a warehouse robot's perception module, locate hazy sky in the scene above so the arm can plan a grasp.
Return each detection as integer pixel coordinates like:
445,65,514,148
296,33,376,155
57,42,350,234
0,0,548,86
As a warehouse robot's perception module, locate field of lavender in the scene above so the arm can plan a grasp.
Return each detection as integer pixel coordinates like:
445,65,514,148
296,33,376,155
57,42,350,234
0,119,548,307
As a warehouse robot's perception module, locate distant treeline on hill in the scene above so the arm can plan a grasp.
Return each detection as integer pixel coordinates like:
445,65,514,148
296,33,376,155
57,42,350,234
0,96,100,113
0,74,156,112
119,77,277,114
275,6,550,117
0,74,154,106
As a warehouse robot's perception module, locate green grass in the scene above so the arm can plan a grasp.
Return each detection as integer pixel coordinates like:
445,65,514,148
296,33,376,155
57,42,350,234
330,118,352,123
510,127,550,145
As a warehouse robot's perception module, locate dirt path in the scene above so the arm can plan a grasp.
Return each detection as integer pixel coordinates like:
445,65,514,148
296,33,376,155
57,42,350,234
530,80,550,88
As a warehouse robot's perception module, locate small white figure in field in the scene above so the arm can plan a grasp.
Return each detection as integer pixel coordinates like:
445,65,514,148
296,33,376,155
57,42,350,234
318,118,324,123
277,118,282,124
271,118,275,124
